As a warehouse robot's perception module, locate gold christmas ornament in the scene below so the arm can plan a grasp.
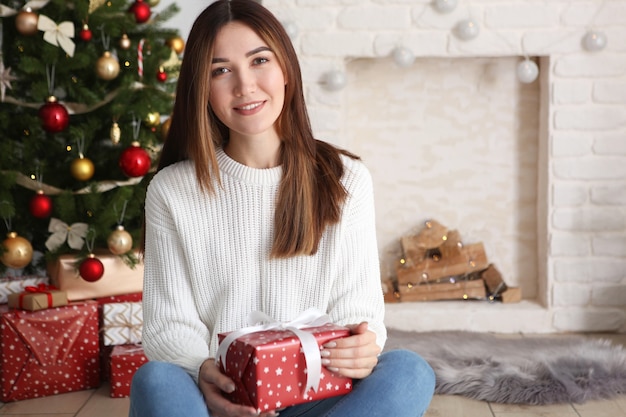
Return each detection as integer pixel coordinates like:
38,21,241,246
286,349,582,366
96,51,120,80
119,33,132,50
70,156,95,181
1,232,34,269
107,225,133,255
15,8,39,36
110,121,121,144
144,111,160,128
166,36,185,55
147,0,160,6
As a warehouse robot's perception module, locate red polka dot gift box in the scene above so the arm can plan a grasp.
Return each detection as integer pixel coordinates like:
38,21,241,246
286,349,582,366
217,310,353,414
109,344,148,398
0,301,100,402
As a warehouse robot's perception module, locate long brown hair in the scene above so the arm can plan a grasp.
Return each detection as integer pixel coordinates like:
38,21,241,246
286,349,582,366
157,0,358,258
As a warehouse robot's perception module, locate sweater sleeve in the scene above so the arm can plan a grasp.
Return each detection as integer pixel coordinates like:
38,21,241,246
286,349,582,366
327,159,387,350
142,173,211,383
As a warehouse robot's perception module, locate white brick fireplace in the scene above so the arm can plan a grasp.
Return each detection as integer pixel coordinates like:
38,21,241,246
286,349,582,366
261,0,626,333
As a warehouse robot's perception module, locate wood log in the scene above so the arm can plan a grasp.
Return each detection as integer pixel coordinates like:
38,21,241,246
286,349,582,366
480,264,505,293
382,278,401,303
396,242,489,285
400,235,427,265
415,219,448,248
501,287,522,303
398,279,487,302
439,229,463,259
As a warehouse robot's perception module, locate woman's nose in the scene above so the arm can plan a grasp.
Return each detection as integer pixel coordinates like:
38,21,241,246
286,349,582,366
233,69,256,97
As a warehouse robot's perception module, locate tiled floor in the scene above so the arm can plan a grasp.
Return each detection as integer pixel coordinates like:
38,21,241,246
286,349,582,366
1,333,625,417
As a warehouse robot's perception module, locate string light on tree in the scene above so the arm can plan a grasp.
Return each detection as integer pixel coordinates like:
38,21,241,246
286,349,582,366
516,58,539,84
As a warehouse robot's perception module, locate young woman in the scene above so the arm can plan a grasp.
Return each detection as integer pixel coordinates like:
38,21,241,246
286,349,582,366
129,1,435,416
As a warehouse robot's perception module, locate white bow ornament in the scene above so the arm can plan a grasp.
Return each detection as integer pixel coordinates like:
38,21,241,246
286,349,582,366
217,308,332,394
37,14,75,57
45,218,88,251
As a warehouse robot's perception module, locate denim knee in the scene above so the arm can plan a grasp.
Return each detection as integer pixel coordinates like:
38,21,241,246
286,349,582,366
379,349,436,399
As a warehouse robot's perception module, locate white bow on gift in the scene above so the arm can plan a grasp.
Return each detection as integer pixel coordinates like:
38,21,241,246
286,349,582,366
45,218,88,251
217,308,331,394
37,15,75,57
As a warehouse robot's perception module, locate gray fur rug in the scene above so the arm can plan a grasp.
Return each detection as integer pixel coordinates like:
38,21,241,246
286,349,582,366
385,329,626,405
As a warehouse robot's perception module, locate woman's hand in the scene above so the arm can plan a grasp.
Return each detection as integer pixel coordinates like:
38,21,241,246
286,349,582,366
320,322,381,379
197,358,278,417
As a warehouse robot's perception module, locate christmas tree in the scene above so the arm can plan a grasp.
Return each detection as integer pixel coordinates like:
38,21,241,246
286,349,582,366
0,0,182,277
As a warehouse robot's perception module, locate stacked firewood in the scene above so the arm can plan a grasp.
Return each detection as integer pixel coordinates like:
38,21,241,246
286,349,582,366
383,220,521,303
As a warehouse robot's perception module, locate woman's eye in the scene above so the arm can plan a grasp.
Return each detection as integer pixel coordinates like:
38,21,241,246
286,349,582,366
211,67,229,77
253,57,269,65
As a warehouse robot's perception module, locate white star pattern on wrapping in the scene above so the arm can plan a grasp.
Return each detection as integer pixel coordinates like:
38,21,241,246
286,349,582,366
326,382,333,390
345,382,352,389
286,385,292,392
264,367,270,374
253,357,259,365
281,356,287,362
275,367,283,376
276,401,282,408
257,380,262,386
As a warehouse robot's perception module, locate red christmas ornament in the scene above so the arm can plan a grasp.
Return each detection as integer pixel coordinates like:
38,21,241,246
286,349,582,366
79,24,92,42
119,141,151,177
29,190,53,218
156,67,167,83
39,96,69,133
129,0,151,23
79,254,105,282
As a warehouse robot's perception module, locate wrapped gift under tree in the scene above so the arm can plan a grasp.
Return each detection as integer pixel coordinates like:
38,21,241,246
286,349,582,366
0,301,100,402
110,344,148,398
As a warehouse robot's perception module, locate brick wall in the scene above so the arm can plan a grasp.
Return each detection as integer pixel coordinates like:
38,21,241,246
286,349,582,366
261,0,626,333
166,0,626,333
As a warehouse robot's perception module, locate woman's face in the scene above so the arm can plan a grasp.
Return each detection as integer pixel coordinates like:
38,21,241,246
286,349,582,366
208,21,286,140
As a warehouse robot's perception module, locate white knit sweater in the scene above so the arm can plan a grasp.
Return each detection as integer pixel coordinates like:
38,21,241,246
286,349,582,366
142,147,386,382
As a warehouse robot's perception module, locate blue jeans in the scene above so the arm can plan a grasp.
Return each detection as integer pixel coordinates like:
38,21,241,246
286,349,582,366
129,349,435,417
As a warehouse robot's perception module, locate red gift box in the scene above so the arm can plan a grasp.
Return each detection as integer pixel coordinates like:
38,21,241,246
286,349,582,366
96,292,143,381
0,301,100,402
109,344,148,398
218,321,352,413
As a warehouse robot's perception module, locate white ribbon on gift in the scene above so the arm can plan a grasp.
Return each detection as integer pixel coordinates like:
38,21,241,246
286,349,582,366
37,14,75,57
217,308,331,394
45,217,88,251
